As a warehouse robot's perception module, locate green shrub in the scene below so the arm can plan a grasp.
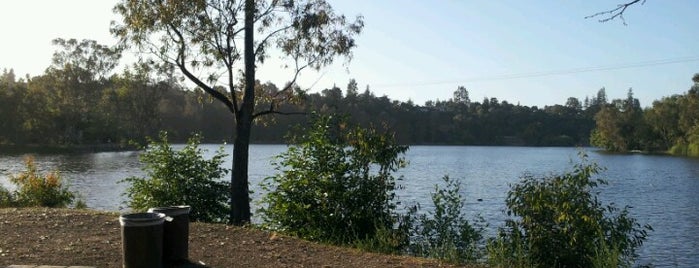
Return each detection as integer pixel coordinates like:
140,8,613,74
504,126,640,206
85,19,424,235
122,132,230,223
487,152,651,268
408,176,483,264
487,225,534,268
260,114,408,246
0,185,14,207
9,156,75,208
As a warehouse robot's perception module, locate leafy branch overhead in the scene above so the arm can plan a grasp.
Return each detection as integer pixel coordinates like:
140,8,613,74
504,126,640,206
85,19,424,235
111,0,363,118
112,0,364,225
585,0,646,25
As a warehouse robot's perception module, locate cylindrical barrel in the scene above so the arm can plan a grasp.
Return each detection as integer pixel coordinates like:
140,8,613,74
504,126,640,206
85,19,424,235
148,205,191,265
119,212,166,268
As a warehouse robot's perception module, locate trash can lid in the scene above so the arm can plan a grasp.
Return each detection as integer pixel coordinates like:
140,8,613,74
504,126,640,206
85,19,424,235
148,205,191,216
119,212,166,227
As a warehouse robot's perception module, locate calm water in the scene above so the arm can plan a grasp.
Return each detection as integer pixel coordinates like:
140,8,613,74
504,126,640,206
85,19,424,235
1,145,698,267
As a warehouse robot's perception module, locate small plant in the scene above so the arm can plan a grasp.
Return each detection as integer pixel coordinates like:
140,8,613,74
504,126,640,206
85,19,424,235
73,198,88,209
408,176,483,264
260,114,408,246
487,224,534,268
487,152,651,268
9,156,75,208
0,185,15,207
122,132,230,223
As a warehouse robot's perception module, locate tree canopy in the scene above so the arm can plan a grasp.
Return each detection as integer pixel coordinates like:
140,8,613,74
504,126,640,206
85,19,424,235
111,0,363,224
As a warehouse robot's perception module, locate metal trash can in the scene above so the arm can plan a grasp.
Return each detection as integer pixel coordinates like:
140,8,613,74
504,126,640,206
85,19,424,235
148,205,191,265
119,212,166,268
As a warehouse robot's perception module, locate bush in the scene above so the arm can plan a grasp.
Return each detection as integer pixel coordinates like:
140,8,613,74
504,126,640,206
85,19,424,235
0,185,14,207
260,114,408,245
122,132,230,223
669,142,699,157
8,156,75,208
408,176,483,264
487,152,651,268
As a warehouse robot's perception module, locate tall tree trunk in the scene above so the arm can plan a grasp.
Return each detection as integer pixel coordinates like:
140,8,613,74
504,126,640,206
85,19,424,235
230,0,255,225
230,119,251,225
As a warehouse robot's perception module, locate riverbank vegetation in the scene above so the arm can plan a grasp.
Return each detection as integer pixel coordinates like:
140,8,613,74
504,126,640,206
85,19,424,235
260,114,410,247
2,63,698,156
0,65,595,147
0,120,652,266
121,132,230,223
487,153,651,267
591,74,699,156
113,117,650,267
0,156,81,208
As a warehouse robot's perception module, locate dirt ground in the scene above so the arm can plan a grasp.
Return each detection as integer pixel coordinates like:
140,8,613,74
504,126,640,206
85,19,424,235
0,208,461,268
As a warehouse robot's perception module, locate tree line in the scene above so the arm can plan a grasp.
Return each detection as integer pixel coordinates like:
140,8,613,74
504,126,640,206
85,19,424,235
591,73,699,157
0,66,599,148
1,41,696,153
0,42,609,148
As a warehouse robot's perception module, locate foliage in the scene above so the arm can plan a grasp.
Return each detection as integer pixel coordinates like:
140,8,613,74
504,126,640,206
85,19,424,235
5,57,699,157
260,114,408,245
591,88,645,152
408,176,483,264
487,152,651,268
1,72,601,147
592,74,699,156
487,227,534,268
7,156,75,208
112,0,364,225
122,132,230,223
0,185,14,207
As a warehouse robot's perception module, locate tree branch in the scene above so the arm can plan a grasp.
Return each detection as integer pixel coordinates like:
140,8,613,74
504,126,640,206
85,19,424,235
254,1,277,24
254,25,293,57
253,110,306,119
169,24,237,115
585,0,645,25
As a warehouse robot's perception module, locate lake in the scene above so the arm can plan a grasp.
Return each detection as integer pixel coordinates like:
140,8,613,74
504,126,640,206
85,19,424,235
1,145,698,267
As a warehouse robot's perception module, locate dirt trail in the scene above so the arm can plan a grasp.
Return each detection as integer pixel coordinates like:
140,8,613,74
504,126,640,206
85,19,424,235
0,208,460,267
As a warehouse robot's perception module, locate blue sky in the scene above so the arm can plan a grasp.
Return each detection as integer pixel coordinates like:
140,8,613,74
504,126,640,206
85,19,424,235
1,0,698,107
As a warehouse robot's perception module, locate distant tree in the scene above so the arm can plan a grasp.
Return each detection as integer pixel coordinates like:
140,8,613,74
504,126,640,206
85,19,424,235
346,78,359,98
0,68,16,86
113,0,364,225
452,86,471,106
585,87,609,119
591,88,645,152
645,95,681,149
105,63,166,143
565,97,582,112
591,105,625,151
594,87,608,106
49,38,121,82
0,69,24,144
43,38,122,144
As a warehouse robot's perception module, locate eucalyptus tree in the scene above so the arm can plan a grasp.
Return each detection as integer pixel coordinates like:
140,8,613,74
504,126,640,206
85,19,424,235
112,0,364,224
47,38,122,144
